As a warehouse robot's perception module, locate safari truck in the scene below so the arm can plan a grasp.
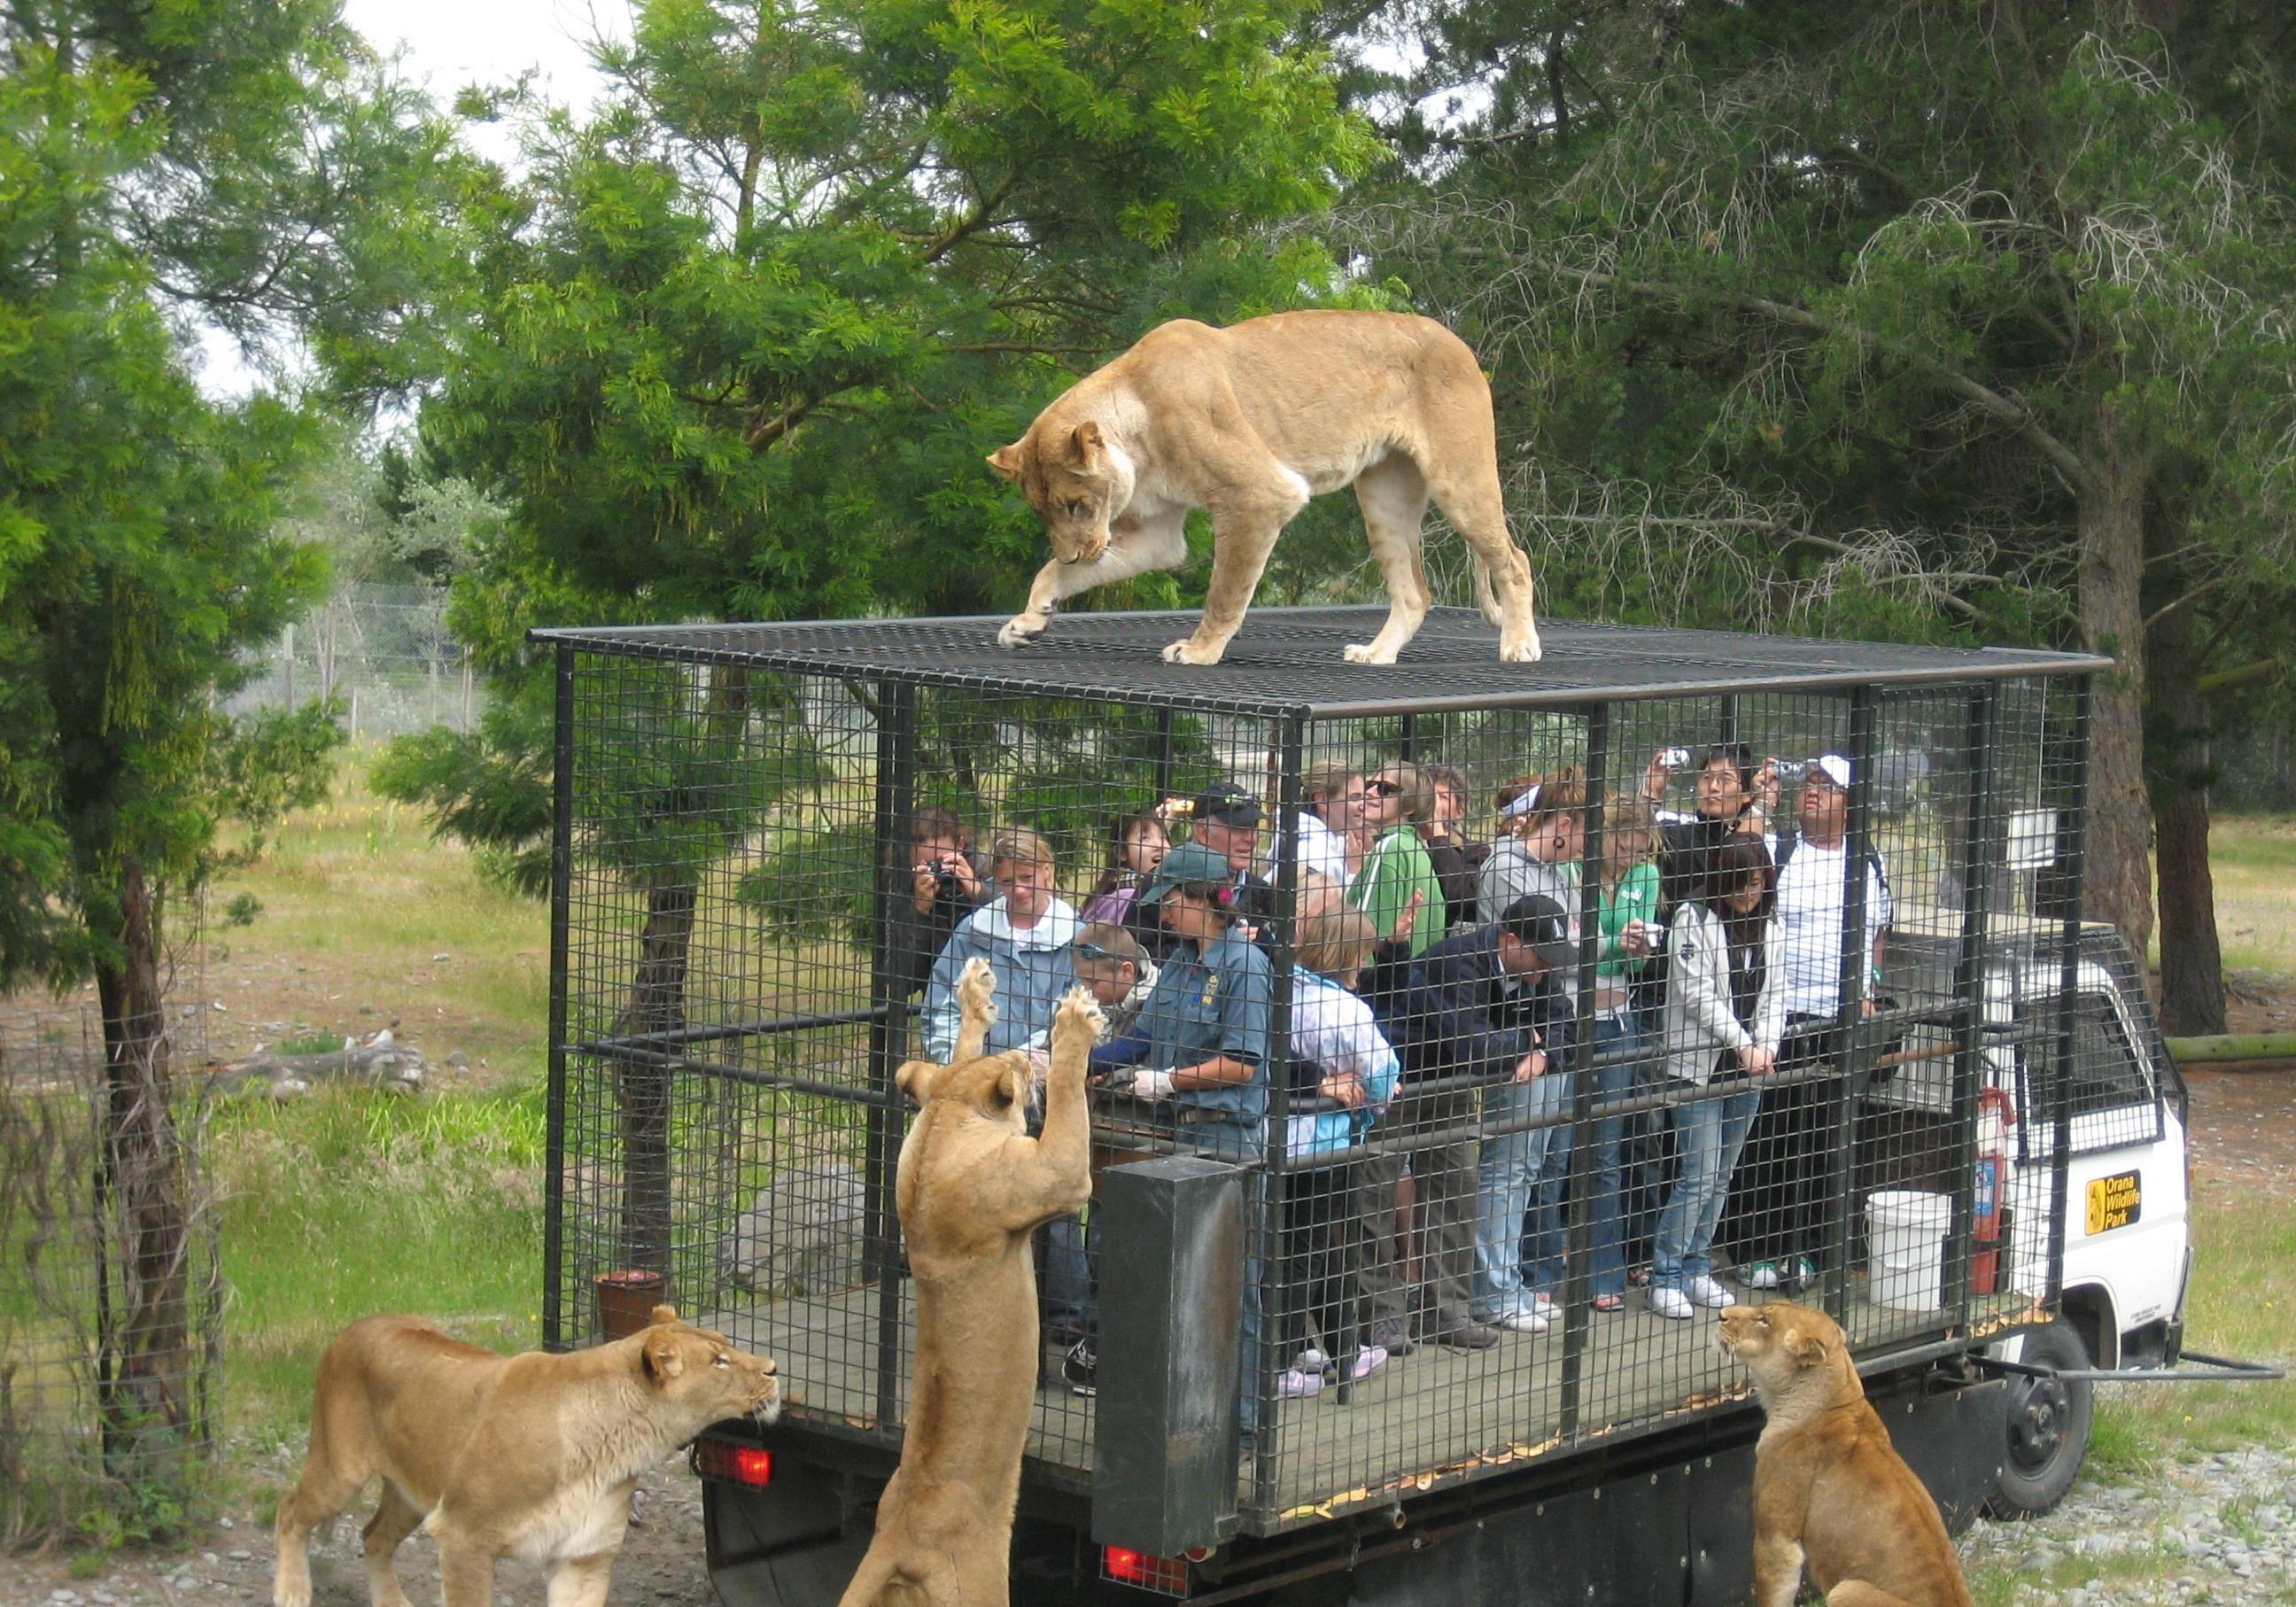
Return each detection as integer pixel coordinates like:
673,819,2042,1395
530,608,2259,1605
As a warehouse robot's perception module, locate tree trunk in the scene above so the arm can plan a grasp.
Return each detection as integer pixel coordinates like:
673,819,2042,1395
2147,576,2227,1035
91,852,192,1464
2075,435,2154,971
617,881,695,1277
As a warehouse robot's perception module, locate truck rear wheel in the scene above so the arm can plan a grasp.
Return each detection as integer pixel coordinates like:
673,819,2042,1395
1985,1319,2092,1518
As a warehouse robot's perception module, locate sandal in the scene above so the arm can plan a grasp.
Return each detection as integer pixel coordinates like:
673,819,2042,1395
1591,1293,1625,1314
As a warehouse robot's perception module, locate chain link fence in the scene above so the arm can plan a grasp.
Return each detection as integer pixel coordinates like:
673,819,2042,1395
228,583,479,738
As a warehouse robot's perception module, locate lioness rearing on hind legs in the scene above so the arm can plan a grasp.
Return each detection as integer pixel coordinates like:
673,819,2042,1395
836,958,1099,1607
988,309,1542,667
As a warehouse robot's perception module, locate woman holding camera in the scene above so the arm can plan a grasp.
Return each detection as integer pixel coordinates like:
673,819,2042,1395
889,806,997,996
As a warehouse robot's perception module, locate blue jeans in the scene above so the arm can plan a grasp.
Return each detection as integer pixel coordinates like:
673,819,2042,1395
1583,1019,1643,1298
1652,1081,1762,1290
1473,1073,1570,1320
1042,1208,1094,1336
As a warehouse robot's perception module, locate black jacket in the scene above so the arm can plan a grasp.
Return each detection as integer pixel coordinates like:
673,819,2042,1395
1376,924,1568,1085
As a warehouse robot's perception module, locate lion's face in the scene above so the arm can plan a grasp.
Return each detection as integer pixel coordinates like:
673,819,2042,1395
638,1306,781,1426
988,422,1133,565
1716,1300,1839,1389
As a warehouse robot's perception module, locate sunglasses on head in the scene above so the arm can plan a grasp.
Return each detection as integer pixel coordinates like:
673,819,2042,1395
1364,779,1401,796
1074,942,1128,964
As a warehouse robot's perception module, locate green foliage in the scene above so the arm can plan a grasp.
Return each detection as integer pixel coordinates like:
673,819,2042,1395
395,0,1378,903
0,1,470,992
1342,3,2296,648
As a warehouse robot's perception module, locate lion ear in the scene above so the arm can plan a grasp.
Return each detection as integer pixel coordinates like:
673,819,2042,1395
986,441,1027,482
641,1330,685,1384
649,1303,679,1327
995,1056,1029,1106
1789,1331,1829,1367
896,1060,942,1104
1066,421,1105,467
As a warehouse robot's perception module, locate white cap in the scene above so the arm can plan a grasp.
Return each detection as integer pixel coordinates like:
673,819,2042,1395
1499,783,1542,820
1811,754,1852,789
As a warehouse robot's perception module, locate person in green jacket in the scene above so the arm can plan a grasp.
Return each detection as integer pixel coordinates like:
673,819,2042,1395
1587,801,1663,1306
1350,761,1447,960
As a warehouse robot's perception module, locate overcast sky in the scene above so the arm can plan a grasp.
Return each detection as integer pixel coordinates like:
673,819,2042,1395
346,0,628,119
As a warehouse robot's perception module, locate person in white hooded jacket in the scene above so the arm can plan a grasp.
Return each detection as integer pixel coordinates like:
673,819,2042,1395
1647,835,1787,1320
921,827,1081,1063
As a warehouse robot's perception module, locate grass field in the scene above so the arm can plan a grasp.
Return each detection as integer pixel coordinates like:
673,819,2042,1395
2207,814,2296,977
181,761,2296,1528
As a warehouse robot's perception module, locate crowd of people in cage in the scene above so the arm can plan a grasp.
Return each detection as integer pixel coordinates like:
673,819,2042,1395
892,740,1890,1435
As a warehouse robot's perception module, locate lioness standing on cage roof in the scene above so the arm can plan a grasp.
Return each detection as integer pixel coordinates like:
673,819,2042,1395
986,310,1542,667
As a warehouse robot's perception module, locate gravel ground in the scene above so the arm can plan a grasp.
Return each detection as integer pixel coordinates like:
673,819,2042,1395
6,1445,2292,1604
1960,1446,2296,1606
0,1455,712,1606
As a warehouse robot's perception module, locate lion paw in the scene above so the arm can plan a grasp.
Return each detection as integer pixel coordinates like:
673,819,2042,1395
1500,635,1544,664
1052,986,1106,1049
1161,637,1226,665
997,614,1046,649
957,957,998,1027
1343,640,1399,665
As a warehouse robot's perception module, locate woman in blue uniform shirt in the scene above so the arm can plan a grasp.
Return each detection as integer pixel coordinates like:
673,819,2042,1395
1092,838,1272,1440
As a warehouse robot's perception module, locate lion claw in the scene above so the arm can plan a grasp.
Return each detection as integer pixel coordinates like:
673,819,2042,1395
1053,986,1105,1045
957,957,998,1027
1343,640,1398,665
1160,638,1225,665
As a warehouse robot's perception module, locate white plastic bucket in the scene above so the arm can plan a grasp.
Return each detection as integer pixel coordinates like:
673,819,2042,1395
1866,1190,1951,1312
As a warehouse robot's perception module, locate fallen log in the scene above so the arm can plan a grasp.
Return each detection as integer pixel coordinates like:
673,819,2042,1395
200,1029,425,1098
2163,1031,2296,1066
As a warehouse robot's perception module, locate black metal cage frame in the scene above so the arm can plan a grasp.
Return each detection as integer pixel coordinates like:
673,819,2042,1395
536,606,2114,1539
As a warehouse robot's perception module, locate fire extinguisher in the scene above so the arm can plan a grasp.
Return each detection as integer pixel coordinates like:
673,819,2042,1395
1972,1087,2017,1294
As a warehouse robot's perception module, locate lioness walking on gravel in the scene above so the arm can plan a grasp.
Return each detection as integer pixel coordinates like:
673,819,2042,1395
836,959,1100,1607
988,309,1542,667
272,1306,778,1607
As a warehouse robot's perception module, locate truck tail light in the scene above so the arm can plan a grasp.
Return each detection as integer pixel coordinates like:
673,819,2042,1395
1103,1544,1190,1591
694,1437,774,1487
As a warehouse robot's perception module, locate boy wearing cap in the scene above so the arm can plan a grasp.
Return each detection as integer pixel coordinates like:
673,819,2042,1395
1377,894,1576,1347
1183,781,1280,939
1722,752,1892,1293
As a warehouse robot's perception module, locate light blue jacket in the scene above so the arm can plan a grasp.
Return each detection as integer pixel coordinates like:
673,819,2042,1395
1285,968,1400,1156
921,897,1082,1062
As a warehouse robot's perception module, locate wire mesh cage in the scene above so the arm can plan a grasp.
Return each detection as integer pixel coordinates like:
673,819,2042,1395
538,606,2120,1538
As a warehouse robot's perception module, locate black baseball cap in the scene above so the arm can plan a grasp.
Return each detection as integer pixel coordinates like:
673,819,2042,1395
1193,782,1263,827
1498,894,1578,971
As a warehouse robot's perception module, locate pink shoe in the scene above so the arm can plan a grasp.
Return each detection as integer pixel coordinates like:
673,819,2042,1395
1346,1345,1390,1381
1275,1367,1325,1400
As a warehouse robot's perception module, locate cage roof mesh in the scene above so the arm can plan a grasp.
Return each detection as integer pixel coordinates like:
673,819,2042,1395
532,606,2107,717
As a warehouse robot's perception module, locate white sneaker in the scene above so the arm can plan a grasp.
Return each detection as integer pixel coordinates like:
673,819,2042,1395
1647,1287,1695,1321
1296,1347,1328,1371
1497,1307,1550,1334
1687,1275,1736,1309
1526,1292,1559,1317
1741,1261,1782,1291
1275,1367,1325,1400
1346,1345,1390,1380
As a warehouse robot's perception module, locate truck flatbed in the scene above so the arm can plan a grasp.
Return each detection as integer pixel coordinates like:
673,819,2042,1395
699,1276,2028,1531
